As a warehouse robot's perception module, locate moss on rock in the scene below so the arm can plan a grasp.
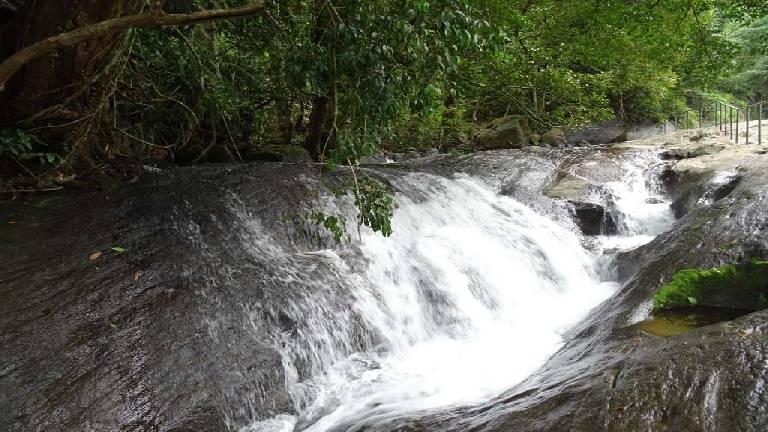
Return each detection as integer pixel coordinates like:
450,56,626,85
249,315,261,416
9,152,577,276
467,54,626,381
654,260,768,311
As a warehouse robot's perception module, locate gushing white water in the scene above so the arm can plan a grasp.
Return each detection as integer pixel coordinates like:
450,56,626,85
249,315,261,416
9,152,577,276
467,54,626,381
244,154,672,431
597,151,675,251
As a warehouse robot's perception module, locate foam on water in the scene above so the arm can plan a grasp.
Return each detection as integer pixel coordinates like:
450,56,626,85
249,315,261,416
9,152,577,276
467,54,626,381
597,150,675,251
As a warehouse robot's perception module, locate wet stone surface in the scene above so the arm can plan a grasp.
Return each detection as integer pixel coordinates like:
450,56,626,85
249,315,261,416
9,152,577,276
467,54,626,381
3,129,768,431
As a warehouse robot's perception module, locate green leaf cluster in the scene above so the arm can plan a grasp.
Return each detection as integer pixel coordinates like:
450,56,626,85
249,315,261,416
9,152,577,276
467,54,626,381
0,129,59,165
354,177,396,237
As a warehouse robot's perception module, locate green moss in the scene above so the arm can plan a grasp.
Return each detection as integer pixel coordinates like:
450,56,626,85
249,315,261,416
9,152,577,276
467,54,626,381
654,260,768,311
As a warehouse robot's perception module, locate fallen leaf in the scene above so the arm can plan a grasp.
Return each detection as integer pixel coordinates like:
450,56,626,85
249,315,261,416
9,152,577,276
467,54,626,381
108,323,118,331
111,246,127,253
133,271,142,281
89,252,102,261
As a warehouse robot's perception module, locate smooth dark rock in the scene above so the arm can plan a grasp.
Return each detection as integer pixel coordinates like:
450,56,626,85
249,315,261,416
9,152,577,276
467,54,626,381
568,200,618,235
670,174,741,218
0,164,379,431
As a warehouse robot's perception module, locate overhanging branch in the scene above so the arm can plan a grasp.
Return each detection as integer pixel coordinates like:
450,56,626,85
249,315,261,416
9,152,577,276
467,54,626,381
0,1,265,92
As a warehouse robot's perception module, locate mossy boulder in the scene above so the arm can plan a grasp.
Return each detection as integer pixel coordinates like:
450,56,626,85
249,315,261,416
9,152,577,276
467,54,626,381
541,127,567,146
475,115,531,150
654,260,768,311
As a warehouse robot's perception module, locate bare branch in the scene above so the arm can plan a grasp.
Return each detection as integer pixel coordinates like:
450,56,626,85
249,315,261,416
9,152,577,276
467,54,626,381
0,1,265,91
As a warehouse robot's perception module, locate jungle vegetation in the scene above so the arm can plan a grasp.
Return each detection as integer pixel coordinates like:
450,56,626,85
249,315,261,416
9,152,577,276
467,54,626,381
0,0,767,181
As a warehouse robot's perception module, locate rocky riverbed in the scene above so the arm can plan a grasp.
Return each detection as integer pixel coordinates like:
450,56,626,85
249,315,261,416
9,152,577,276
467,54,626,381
2,127,768,431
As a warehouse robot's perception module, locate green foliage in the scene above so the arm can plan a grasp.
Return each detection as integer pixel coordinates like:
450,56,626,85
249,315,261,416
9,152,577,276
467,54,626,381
354,176,396,237
308,211,350,243
0,129,36,158
654,260,768,310
287,0,498,163
720,15,768,100
0,129,59,165
285,211,351,245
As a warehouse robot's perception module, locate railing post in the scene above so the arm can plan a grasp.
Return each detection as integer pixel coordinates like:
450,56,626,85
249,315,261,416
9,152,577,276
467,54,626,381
715,102,723,135
760,103,763,146
717,102,721,131
730,106,733,140
722,102,725,133
686,111,689,130
746,106,750,145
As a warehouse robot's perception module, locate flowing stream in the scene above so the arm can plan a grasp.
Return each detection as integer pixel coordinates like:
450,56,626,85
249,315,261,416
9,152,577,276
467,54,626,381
242,151,674,432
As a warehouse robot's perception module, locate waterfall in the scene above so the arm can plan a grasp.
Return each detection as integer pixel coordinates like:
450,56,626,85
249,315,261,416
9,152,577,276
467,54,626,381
241,152,672,432
596,150,675,251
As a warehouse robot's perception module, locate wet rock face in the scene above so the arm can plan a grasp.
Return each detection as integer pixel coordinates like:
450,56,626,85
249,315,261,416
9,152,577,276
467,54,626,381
568,200,617,235
669,173,741,218
3,129,768,431
0,164,377,432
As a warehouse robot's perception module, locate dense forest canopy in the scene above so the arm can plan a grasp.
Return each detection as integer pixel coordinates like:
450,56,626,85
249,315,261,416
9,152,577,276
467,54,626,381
0,0,767,178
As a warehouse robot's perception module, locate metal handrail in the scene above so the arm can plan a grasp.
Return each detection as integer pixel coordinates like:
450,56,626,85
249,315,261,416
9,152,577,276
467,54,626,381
664,98,765,146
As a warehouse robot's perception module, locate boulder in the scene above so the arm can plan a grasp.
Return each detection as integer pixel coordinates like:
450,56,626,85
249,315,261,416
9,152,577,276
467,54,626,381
545,174,593,201
568,200,618,235
565,119,629,145
541,128,567,147
689,130,708,142
442,131,471,150
475,115,531,150
660,144,725,161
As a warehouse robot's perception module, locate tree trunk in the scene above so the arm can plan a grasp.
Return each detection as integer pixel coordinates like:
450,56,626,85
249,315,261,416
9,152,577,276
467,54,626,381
304,94,331,160
0,0,145,168
1,0,145,120
302,0,334,161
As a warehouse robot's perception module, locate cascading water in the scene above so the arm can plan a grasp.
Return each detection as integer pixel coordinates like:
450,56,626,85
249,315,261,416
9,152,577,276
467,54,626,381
595,150,675,251
242,151,674,432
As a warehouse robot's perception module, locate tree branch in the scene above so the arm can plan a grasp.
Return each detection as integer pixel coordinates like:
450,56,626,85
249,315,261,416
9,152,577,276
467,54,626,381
0,1,265,92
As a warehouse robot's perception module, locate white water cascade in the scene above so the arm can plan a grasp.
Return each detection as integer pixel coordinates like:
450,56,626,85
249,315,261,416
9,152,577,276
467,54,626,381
597,150,676,251
243,153,673,432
